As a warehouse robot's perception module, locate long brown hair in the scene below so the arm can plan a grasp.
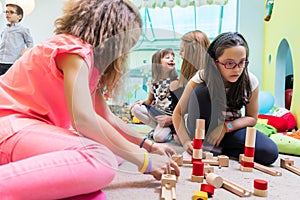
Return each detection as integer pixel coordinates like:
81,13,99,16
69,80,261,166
207,32,251,110
179,30,210,87
54,0,142,95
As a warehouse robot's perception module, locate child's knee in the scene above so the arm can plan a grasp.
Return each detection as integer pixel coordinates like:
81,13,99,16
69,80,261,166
153,125,171,142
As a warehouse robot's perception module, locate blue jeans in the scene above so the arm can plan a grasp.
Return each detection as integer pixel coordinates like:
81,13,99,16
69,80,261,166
187,82,278,165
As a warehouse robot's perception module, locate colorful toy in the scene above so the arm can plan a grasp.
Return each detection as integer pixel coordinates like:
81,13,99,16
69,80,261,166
193,190,208,200
270,133,300,156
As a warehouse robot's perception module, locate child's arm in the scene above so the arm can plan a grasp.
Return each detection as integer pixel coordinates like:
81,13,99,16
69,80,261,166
173,79,198,154
226,87,259,131
57,53,179,179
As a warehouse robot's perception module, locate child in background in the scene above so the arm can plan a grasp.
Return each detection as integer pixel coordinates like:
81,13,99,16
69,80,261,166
0,1,179,199
170,30,210,119
0,3,33,75
173,32,278,165
131,48,178,143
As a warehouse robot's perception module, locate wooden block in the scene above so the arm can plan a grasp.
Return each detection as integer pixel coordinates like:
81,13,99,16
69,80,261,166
218,155,229,167
171,154,183,166
192,161,204,176
280,158,300,175
222,178,251,197
161,174,177,200
245,127,256,147
205,173,223,188
200,184,215,196
253,179,268,197
280,158,294,168
239,154,254,162
191,175,204,183
254,188,268,197
195,128,205,139
195,119,205,139
196,119,205,130
193,190,208,200
161,174,176,188
161,185,176,200
203,152,214,160
240,165,253,172
193,149,203,160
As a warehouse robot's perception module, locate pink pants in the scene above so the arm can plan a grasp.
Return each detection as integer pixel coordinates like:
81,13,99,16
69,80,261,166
0,123,118,200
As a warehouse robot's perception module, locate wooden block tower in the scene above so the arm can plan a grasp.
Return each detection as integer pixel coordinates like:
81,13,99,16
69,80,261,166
191,119,205,182
240,127,256,172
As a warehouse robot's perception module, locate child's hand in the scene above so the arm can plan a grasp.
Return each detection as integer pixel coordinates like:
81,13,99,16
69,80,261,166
183,140,193,155
155,115,172,127
150,143,176,156
149,154,180,180
206,124,226,147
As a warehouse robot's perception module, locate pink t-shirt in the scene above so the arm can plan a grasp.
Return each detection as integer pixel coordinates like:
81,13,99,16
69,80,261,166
0,34,99,143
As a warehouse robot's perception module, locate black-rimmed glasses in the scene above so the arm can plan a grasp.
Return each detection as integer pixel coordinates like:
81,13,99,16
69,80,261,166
216,60,249,69
4,11,17,15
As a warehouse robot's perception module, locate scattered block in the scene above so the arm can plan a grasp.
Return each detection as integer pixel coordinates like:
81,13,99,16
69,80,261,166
280,158,300,176
200,184,215,197
161,174,176,200
253,179,268,197
205,172,223,188
239,154,282,176
193,190,208,200
171,154,183,166
222,178,251,197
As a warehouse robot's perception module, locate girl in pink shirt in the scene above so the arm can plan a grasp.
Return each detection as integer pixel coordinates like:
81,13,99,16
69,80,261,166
0,0,179,199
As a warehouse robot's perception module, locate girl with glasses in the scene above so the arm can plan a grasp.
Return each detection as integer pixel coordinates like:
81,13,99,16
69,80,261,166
173,32,278,166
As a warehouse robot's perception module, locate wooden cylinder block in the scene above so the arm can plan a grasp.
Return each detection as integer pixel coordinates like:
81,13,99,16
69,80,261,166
245,127,256,147
205,173,223,188
193,149,203,160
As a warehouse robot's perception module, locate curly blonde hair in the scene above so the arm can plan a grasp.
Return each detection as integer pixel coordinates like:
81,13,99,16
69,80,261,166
54,0,142,95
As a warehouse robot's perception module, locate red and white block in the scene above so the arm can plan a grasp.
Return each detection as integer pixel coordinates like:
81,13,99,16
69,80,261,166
240,127,256,172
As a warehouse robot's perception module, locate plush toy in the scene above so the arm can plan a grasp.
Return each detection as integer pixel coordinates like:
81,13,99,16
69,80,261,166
270,133,300,156
272,107,297,131
258,114,288,132
258,107,297,132
254,123,277,137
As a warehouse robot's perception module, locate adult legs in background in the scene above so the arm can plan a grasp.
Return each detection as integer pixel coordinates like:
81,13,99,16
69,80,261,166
219,128,279,165
0,123,118,200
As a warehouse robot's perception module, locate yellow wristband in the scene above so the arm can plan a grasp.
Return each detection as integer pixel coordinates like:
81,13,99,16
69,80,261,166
139,152,149,173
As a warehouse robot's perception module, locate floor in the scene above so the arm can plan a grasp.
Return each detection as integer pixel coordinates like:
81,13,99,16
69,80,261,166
103,125,300,200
